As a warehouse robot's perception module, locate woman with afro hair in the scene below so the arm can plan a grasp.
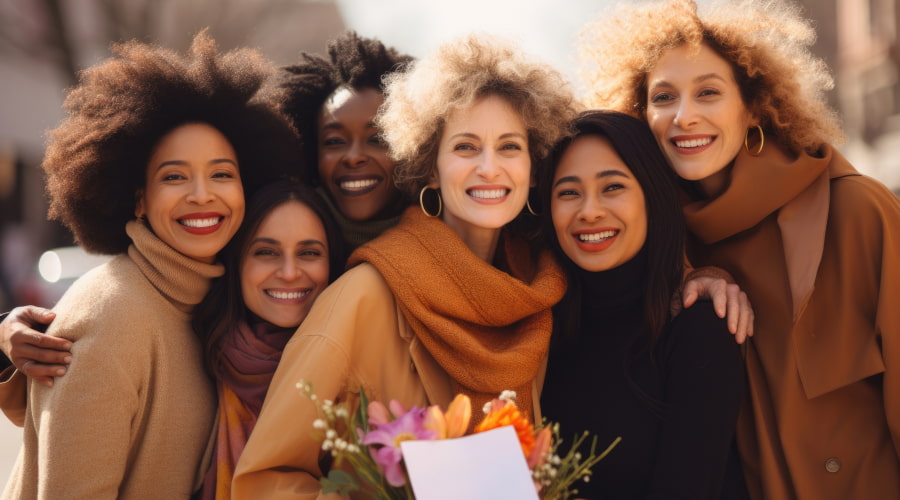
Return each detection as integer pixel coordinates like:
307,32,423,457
271,31,413,250
0,31,298,499
580,0,900,497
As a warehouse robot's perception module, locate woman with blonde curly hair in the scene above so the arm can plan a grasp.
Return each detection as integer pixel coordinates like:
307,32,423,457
0,32,297,498
232,33,576,498
580,0,900,498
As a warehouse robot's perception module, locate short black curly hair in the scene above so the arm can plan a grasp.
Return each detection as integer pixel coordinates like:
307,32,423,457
271,31,413,184
43,31,302,255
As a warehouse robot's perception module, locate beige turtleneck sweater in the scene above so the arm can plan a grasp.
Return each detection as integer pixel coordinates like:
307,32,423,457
2,221,221,499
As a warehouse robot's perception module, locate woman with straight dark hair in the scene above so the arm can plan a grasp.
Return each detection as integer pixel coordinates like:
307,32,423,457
540,111,747,499
192,181,344,499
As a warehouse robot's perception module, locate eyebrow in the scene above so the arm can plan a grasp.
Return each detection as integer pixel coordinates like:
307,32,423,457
448,132,527,141
649,72,728,89
251,237,326,247
320,121,378,132
155,158,237,170
553,169,631,187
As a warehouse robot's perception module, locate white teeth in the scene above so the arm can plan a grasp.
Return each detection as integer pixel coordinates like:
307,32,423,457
578,230,616,243
266,290,310,300
674,137,712,148
180,217,220,228
468,189,507,199
340,179,379,191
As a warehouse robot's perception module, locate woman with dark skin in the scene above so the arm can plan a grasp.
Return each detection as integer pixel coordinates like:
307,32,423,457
0,32,296,498
272,31,413,250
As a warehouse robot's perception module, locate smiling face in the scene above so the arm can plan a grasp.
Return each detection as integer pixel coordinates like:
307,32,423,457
431,95,531,255
551,135,647,272
136,122,245,263
240,200,330,328
645,43,755,197
317,86,400,222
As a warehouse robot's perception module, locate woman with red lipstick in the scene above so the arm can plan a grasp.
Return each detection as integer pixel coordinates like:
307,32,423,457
581,0,900,498
232,33,575,498
540,111,747,499
1,33,297,499
192,181,344,499
272,31,413,251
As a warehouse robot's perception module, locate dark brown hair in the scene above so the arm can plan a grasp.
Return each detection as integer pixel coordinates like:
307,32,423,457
43,31,302,254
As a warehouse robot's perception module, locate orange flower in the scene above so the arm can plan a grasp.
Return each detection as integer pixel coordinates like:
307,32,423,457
475,399,536,457
444,394,472,439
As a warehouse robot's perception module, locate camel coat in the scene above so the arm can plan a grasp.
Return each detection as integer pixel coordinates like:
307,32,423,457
231,263,545,500
683,143,900,500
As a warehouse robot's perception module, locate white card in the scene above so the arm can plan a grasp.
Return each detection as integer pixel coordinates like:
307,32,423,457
400,425,540,500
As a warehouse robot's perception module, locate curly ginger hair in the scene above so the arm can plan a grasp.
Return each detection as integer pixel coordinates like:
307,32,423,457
579,0,844,154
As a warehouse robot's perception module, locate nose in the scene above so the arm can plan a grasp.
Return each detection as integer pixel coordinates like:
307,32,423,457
475,152,501,181
276,257,302,281
578,195,606,222
343,140,368,169
673,99,698,129
186,178,215,204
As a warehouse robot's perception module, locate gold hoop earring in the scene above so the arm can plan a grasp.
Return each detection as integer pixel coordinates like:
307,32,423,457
525,197,538,216
419,186,442,218
744,125,764,156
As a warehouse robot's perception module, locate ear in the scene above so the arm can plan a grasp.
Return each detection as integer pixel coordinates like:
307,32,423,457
134,189,146,219
427,171,440,190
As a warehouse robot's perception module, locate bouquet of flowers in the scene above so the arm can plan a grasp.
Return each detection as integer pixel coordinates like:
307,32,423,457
297,380,620,500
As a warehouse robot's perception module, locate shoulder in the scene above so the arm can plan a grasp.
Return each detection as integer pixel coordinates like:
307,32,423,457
830,173,900,219
664,300,737,357
47,255,170,344
312,263,394,312
291,263,399,342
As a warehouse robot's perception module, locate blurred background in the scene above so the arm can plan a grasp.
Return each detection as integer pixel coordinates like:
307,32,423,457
1,0,900,482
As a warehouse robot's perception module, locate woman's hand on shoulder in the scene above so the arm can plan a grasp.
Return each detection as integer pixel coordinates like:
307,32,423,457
0,306,71,387
679,267,754,344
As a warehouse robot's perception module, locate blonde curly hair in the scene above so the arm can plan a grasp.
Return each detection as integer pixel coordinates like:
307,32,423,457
579,0,844,154
377,33,577,198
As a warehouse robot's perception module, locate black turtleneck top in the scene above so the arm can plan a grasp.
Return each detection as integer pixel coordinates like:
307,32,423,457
541,253,748,500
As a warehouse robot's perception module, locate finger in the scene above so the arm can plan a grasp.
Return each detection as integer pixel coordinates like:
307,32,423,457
740,293,754,338
22,332,72,352
726,283,741,334
681,282,698,308
19,306,56,324
711,281,727,319
20,360,67,380
737,292,753,343
13,342,72,365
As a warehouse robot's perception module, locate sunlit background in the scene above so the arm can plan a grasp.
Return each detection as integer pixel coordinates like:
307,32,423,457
1,0,899,483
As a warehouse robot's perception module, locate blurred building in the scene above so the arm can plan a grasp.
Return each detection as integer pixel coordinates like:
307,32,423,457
799,0,900,194
0,0,344,310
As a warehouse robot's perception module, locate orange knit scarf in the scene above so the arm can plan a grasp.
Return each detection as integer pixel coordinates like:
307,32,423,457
349,207,566,423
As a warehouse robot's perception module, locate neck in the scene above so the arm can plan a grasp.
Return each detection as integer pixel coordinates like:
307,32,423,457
442,218,501,262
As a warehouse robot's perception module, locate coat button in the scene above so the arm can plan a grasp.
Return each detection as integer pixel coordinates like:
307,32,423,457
824,457,841,473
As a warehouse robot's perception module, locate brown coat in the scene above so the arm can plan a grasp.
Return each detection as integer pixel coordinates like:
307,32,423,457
684,143,900,499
